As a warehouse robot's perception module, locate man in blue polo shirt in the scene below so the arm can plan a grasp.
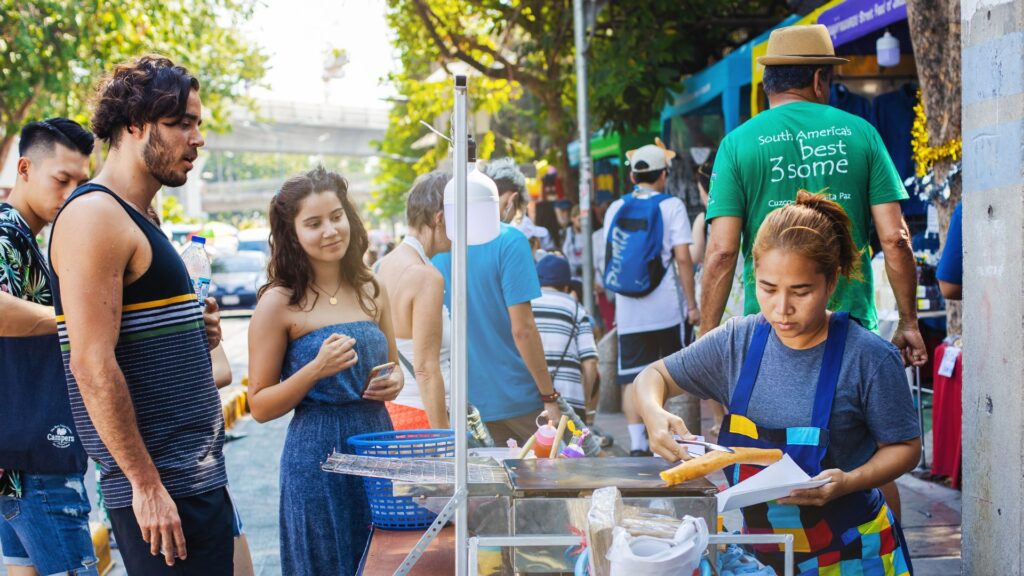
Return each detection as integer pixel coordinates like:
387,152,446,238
433,164,562,445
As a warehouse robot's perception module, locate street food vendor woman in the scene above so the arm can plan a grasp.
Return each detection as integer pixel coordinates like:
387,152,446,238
636,191,919,575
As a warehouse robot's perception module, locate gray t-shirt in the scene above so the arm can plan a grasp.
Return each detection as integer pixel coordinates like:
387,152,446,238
664,314,919,472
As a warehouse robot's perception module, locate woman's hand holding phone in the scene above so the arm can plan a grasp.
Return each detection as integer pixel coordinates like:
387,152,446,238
363,362,403,402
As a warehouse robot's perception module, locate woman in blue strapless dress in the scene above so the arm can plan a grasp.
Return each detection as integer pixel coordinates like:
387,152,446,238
246,167,404,575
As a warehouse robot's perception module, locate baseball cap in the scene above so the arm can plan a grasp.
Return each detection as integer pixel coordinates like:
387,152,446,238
627,137,677,173
554,199,573,210
536,254,572,287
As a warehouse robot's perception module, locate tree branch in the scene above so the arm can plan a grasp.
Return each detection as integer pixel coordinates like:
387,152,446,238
409,0,546,90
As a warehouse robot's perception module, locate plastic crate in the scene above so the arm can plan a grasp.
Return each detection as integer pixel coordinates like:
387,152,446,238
348,429,455,530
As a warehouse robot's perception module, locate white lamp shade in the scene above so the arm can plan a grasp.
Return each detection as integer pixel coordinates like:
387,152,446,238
444,164,500,245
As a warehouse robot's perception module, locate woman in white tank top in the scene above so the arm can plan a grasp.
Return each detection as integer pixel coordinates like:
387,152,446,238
374,172,452,429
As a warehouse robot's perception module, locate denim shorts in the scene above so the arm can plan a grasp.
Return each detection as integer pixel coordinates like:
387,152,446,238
0,473,98,576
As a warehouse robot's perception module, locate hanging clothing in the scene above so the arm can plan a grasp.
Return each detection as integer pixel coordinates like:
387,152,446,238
872,84,926,216
830,84,872,120
717,313,913,576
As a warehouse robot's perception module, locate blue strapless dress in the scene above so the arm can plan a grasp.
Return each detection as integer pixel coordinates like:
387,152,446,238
279,321,393,576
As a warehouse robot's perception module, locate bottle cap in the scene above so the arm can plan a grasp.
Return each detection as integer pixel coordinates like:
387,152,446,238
191,235,207,245
535,424,556,445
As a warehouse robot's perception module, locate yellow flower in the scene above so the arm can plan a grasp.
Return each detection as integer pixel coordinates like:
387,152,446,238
911,92,962,177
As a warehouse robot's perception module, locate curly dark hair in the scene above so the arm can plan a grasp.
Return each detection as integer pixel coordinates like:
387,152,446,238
91,54,200,148
260,166,380,317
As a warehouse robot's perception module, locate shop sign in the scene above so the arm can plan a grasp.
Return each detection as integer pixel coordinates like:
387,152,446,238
819,0,907,47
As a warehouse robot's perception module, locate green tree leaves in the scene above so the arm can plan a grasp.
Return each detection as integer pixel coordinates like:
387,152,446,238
0,0,267,166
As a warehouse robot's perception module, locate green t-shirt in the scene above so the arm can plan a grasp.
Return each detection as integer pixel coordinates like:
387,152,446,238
706,101,907,331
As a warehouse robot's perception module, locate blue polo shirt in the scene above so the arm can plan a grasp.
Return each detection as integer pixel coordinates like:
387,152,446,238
937,203,963,286
433,224,543,421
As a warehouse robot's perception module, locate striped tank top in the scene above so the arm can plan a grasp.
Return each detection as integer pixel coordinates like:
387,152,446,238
50,184,227,508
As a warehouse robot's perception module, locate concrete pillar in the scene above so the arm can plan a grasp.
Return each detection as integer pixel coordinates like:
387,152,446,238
961,1,1024,572
597,328,621,414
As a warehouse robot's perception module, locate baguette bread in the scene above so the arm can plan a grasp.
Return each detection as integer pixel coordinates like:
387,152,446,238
660,447,783,486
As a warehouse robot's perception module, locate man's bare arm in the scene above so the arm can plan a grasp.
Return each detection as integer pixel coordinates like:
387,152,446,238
699,216,742,336
871,202,927,366
0,291,56,336
508,302,562,425
53,195,160,487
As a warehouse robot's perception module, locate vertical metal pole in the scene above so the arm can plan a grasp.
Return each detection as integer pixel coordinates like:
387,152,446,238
451,74,470,576
574,0,595,320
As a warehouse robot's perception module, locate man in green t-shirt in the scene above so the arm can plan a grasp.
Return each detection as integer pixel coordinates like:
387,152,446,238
700,24,927,367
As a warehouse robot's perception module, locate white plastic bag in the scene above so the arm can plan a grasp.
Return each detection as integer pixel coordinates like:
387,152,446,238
607,515,708,576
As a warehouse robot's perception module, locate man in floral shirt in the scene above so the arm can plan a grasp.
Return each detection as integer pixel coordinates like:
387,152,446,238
0,118,97,575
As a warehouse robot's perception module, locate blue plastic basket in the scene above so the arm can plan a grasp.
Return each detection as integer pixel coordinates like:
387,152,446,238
348,429,455,530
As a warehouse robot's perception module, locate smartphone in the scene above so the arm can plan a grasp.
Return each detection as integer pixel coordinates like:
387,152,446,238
362,362,396,395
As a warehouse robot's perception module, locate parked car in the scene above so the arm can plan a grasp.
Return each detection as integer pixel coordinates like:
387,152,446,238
237,227,270,256
209,250,267,309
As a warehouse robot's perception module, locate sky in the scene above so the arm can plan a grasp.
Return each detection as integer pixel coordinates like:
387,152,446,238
243,0,399,109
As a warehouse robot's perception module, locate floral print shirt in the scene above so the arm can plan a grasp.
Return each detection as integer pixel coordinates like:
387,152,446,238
0,203,51,305
0,202,51,497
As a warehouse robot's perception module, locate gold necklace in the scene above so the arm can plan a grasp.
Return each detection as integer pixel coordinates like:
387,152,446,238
311,280,342,305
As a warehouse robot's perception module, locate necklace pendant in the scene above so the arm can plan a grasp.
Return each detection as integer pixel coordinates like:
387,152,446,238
329,296,338,305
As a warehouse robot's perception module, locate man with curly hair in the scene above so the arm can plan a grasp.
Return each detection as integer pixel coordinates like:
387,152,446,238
0,118,97,576
49,55,231,574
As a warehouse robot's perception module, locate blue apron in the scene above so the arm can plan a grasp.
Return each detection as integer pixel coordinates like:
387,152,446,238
0,223,87,474
717,312,912,576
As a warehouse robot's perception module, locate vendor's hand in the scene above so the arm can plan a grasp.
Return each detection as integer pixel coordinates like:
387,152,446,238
892,320,927,367
777,469,848,507
203,298,221,351
363,365,403,402
541,402,562,427
687,306,701,327
643,405,694,463
313,334,357,379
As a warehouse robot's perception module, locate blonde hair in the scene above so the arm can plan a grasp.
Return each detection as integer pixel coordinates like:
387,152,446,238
753,190,862,282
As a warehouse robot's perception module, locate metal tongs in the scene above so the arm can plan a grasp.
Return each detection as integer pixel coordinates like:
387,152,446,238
672,435,735,454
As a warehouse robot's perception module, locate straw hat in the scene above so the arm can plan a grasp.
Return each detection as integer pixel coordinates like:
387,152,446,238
756,24,849,66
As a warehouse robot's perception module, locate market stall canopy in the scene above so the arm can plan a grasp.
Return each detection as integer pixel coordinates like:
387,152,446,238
567,123,660,168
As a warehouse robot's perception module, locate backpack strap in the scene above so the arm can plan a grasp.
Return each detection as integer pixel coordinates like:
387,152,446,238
549,301,580,384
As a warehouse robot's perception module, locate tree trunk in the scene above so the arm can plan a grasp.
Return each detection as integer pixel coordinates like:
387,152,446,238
0,90,41,169
0,135,16,172
905,0,963,336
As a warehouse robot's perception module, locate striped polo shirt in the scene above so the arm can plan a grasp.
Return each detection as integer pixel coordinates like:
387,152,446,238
50,184,227,509
530,288,598,407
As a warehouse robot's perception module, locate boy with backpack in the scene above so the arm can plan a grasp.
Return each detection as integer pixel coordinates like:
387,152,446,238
603,140,699,456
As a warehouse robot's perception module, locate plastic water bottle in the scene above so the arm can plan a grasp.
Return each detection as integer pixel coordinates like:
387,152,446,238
181,236,212,304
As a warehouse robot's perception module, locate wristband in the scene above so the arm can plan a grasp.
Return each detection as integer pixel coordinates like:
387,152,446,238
539,390,561,403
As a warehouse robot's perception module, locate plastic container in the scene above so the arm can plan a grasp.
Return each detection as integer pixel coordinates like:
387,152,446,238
443,138,500,246
876,30,900,67
533,423,558,458
348,429,455,530
180,236,211,303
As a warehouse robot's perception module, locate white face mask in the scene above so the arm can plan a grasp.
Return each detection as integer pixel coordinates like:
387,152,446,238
501,197,517,223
